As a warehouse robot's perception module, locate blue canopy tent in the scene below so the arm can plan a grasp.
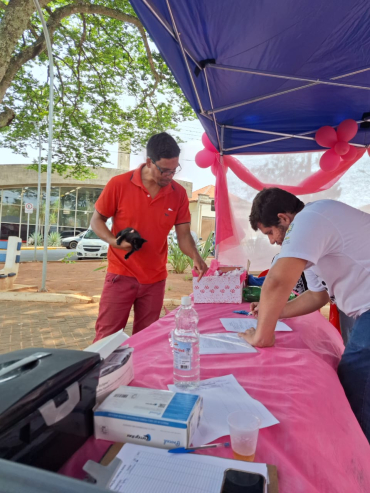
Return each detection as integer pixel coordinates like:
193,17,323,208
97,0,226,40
129,0,370,155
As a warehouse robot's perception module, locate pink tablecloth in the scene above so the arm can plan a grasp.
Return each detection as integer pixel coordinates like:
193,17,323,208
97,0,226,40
61,304,370,492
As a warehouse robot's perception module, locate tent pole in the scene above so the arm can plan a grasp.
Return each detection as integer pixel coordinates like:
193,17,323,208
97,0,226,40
165,0,204,113
141,0,201,69
215,126,225,261
207,64,370,91
204,66,221,151
225,125,315,141
206,66,370,116
223,120,366,152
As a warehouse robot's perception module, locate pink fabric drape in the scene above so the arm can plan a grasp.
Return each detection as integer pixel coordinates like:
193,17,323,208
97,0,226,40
60,305,370,492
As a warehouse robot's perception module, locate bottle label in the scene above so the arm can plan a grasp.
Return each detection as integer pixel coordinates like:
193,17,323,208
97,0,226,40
173,341,192,371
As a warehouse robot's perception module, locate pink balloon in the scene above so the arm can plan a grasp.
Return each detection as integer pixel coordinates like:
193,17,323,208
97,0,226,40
320,148,341,172
195,149,215,169
334,141,350,156
315,126,337,148
201,133,217,152
337,119,358,142
341,145,358,161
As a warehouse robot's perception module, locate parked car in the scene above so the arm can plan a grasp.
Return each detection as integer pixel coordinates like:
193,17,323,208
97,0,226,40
76,229,109,259
59,229,86,239
61,231,86,250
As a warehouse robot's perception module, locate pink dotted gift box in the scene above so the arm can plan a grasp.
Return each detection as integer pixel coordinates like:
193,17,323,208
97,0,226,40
192,260,247,304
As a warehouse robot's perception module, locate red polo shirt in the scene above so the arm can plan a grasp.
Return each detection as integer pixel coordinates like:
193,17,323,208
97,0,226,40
95,165,191,284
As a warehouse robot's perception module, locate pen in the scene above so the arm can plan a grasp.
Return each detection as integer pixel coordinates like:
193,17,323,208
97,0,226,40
168,442,230,454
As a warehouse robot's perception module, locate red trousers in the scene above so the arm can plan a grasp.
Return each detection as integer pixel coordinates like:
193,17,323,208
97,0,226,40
94,273,166,342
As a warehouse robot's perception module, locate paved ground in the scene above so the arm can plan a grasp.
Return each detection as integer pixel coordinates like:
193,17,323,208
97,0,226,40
0,300,173,354
0,261,192,355
0,299,330,355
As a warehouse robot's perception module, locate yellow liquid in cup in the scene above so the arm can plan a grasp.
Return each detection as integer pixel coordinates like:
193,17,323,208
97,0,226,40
232,450,256,462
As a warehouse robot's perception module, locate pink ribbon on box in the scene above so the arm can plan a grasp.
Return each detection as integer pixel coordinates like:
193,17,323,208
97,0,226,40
192,259,247,284
239,271,247,283
192,259,220,277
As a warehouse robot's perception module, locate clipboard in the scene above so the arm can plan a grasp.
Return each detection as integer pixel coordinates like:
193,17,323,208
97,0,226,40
84,443,279,493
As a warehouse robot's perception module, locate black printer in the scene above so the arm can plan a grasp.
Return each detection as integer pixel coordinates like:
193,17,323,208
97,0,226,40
0,347,101,472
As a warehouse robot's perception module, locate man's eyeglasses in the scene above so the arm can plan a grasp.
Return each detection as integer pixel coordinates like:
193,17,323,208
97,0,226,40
151,160,182,176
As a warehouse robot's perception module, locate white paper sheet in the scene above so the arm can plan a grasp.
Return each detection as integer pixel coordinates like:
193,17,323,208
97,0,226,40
220,318,293,332
199,333,258,354
109,443,268,493
169,374,279,447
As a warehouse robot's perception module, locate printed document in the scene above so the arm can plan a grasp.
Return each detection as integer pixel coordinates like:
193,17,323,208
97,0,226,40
169,374,279,447
221,318,292,332
200,333,258,354
109,443,268,493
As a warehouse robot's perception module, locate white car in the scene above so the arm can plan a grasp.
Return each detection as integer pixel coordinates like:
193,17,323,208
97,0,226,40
76,229,109,259
61,231,86,249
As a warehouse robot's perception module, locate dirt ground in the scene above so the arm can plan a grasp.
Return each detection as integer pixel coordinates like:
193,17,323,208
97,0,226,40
10,260,330,320
15,260,194,299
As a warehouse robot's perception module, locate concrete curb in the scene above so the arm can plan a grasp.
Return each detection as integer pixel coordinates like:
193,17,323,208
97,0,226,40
0,292,92,304
0,292,184,305
21,247,63,250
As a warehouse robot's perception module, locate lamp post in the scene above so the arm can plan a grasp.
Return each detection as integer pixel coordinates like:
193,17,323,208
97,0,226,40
33,0,54,292
33,123,42,262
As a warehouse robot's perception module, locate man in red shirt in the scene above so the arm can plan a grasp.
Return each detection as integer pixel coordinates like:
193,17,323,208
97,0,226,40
91,132,208,341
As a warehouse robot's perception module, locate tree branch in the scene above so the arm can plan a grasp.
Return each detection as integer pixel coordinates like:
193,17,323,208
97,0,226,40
0,3,160,107
0,0,49,83
0,106,15,127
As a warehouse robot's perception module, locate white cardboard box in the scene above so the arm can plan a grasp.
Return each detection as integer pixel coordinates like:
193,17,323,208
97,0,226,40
96,347,134,404
193,267,247,304
94,386,203,449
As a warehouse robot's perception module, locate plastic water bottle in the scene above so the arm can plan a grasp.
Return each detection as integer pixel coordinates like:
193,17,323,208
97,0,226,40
173,296,200,390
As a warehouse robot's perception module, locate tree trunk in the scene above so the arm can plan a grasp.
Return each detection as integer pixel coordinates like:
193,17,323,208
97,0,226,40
0,0,38,82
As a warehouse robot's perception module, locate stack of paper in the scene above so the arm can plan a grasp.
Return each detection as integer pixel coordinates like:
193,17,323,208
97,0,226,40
220,318,292,333
199,333,258,354
109,443,269,493
169,374,279,447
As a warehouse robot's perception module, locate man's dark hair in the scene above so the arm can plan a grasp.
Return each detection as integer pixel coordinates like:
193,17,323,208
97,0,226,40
249,188,304,231
146,132,180,162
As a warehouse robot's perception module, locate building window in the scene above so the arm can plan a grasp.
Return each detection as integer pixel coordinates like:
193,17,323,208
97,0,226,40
0,186,102,241
76,188,101,211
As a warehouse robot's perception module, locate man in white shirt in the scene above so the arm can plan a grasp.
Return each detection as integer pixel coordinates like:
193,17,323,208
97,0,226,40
240,187,370,441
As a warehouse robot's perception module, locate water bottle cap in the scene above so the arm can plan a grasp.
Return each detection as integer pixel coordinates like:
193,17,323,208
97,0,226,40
181,296,192,306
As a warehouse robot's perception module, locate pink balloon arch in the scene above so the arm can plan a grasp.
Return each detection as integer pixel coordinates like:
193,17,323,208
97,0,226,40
315,119,359,171
195,128,365,244
196,128,364,195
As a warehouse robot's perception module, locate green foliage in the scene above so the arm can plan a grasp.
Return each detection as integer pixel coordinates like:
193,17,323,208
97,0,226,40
168,240,191,274
93,258,107,271
61,251,76,263
188,231,214,268
47,231,62,246
0,0,195,179
28,232,43,246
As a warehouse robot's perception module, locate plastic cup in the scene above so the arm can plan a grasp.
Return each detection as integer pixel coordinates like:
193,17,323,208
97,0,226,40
227,411,260,462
